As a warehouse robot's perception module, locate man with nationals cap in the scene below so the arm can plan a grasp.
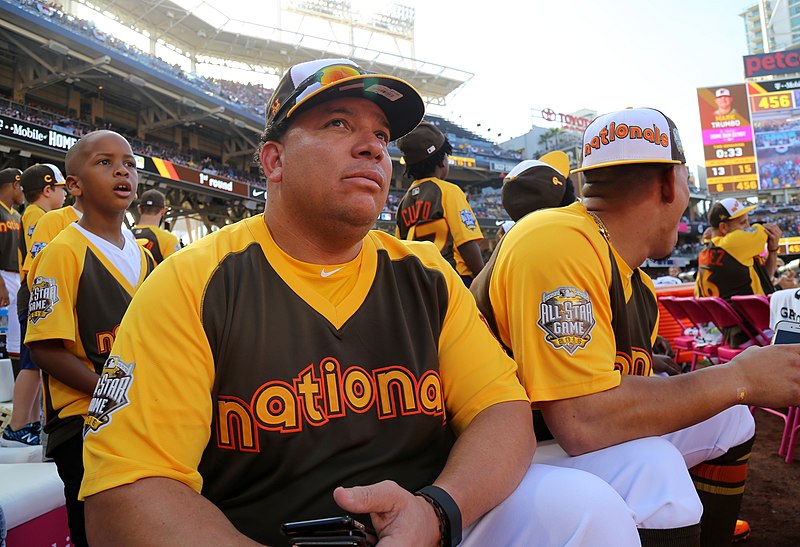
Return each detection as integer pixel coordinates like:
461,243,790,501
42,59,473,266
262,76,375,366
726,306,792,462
696,198,780,347
80,59,640,547
473,107,800,545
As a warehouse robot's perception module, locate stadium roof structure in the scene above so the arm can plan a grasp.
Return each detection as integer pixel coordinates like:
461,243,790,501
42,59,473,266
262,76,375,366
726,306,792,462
74,0,473,105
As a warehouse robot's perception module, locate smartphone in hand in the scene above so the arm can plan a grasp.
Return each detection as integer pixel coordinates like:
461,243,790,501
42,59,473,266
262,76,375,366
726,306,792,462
281,516,376,547
772,320,800,344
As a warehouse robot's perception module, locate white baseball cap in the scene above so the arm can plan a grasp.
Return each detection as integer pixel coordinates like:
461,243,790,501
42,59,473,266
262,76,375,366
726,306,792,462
572,108,686,173
715,88,732,98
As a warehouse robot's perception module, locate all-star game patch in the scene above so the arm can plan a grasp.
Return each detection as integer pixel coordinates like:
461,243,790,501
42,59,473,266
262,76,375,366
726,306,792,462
84,356,135,436
460,209,477,230
538,286,596,355
28,276,59,324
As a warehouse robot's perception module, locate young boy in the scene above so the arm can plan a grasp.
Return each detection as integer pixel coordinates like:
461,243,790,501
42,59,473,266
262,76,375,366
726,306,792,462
132,189,181,264
25,130,154,546
0,164,66,447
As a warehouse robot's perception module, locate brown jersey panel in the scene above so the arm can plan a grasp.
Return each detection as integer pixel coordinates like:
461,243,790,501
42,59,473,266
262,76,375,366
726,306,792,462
133,226,163,263
396,182,457,269
470,238,510,355
75,249,137,374
0,204,20,272
198,243,454,544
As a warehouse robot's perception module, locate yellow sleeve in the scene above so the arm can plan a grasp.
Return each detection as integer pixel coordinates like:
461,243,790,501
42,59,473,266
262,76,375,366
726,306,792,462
159,229,181,260
441,182,482,247
22,211,68,275
80,255,216,499
434,253,527,434
716,224,768,264
25,236,79,345
489,213,621,403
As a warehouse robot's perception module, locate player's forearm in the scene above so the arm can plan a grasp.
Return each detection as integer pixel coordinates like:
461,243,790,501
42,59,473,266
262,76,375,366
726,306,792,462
29,340,100,396
457,240,484,276
766,249,779,277
432,400,534,527
86,477,261,546
541,366,747,455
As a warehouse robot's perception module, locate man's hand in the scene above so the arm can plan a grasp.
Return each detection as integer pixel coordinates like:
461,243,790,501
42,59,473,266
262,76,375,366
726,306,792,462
333,481,441,547
764,222,782,249
728,344,800,407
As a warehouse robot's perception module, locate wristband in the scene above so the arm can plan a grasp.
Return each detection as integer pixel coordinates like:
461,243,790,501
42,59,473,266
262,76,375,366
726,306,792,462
415,485,462,547
768,247,779,252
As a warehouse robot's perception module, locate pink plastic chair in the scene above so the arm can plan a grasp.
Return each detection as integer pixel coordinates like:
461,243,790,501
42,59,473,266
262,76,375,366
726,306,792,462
673,297,720,371
782,407,800,463
658,296,696,352
731,294,772,341
696,297,769,363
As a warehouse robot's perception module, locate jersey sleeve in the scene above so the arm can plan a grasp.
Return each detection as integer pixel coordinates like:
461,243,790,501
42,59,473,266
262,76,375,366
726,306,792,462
22,211,66,275
418,246,527,435
717,224,768,264
25,236,79,345
160,230,181,260
80,255,216,499
489,216,621,403
441,184,482,247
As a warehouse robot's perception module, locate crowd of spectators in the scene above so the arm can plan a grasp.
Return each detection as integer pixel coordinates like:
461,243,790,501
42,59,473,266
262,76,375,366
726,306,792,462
758,157,800,189
0,96,266,187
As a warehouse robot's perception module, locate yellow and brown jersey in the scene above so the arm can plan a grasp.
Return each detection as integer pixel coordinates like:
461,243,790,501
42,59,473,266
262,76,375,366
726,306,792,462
80,215,525,545
132,224,181,264
18,206,81,317
0,201,21,272
694,225,774,299
395,177,483,277
471,202,657,425
25,224,154,454
19,203,46,278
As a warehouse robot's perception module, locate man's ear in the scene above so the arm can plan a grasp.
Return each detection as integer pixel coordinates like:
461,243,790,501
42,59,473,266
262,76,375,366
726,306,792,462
260,141,284,183
66,175,82,197
660,166,678,204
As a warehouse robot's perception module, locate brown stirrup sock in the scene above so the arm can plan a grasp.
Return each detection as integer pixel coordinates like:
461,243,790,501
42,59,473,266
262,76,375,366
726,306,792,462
689,435,755,546
638,524,701,547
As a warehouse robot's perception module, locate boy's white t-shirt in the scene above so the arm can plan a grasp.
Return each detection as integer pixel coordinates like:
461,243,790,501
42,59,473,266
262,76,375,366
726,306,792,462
72,223,142,288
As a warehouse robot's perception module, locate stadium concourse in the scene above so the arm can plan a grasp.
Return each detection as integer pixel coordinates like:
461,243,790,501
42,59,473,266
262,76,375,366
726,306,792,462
0,0,800,545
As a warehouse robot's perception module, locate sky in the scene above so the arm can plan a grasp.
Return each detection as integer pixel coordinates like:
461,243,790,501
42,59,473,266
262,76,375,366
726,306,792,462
81,0,761,176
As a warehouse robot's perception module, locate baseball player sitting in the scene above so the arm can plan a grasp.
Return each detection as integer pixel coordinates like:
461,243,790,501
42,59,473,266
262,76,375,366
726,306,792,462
471,108,800,546
79,59,642,546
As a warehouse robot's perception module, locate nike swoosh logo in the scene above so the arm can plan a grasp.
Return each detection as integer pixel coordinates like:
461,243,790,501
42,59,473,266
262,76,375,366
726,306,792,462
253,189,265,197
320,266,344,278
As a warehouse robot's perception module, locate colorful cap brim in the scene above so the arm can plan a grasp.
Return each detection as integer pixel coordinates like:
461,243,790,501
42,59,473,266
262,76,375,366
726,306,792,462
266,59,425,140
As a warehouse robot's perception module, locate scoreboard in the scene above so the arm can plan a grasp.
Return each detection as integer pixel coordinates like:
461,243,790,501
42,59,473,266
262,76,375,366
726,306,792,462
698,78,800,194
697,84,758,194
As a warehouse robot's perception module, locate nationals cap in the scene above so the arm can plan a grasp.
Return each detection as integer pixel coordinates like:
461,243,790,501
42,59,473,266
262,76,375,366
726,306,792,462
265,58,425,140
20,164,65,192
396,122,447,165
501,151,576,221
715,88,731,98
573,108,686,173
708,198,757,227
0,168,21,186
